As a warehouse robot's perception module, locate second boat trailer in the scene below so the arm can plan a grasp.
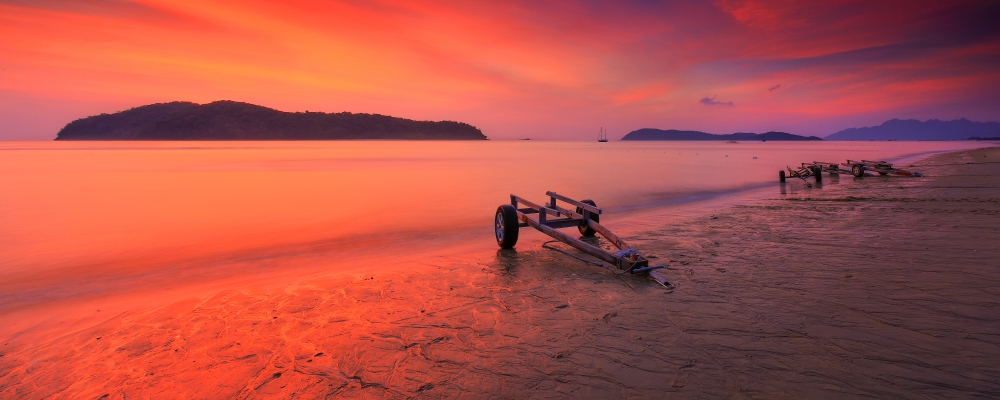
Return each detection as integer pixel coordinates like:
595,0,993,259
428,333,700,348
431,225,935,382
843,159,923,177
780,159,922,182
494,191,671,289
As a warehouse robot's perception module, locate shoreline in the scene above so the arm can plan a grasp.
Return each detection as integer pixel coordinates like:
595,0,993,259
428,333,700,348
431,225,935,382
2,147,999,397
594,143,996,240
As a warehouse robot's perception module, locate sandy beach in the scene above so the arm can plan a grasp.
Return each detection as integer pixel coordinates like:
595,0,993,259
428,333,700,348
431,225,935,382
2,146,999,398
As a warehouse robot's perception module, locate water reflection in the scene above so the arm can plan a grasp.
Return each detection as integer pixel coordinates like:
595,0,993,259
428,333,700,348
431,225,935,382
1,140,987,321
579,235,603,248
779,178,832,195
494,248,521,279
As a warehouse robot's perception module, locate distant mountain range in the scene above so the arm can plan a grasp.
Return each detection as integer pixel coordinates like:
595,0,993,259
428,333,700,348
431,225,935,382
55,101,487,140
621,129,821,141
824,118,1000,141
618,118,1000,142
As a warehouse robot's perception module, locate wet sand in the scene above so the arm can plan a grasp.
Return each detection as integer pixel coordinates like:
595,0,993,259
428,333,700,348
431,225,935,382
2,147,999,398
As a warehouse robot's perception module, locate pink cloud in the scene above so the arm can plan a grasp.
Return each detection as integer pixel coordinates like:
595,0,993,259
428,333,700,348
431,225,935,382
0,0,997,139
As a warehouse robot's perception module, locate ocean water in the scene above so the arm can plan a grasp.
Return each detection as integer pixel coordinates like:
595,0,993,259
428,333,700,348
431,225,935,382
0,140,989,321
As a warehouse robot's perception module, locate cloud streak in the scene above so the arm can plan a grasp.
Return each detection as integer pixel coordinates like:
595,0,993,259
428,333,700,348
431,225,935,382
700,95,734,106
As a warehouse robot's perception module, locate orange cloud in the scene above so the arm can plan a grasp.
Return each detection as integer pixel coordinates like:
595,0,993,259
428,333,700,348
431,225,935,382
1,0,998,139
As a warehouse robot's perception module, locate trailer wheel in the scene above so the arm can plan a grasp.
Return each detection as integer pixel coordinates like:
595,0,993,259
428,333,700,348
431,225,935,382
577,199,599,236
495,205,519,248
779,170,786,182
852,164,864,177
812,167,822,183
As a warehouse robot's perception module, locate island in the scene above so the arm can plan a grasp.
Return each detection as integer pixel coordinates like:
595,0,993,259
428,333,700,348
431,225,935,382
55,101,487,140
621,129,821,141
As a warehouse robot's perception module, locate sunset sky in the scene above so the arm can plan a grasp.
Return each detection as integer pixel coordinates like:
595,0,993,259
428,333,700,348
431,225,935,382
1,0,998,140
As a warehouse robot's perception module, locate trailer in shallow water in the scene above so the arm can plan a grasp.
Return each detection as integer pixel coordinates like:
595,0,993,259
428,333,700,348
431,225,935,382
842,159,923,177
779,160,923,181
494,191,671,289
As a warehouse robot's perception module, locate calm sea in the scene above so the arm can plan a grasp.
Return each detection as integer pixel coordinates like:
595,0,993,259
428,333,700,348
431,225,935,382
0,140,990,320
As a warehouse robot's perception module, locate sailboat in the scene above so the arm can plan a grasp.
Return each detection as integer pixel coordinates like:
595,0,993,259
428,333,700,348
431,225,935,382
598,127,609,142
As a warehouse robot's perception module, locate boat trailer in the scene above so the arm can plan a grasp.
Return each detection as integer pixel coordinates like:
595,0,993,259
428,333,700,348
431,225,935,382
842,159,922,177
780,160,922,182
494,191,671,289
779,163,825,183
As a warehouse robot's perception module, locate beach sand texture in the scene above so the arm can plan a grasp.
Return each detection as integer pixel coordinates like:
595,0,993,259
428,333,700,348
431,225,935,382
1,147,998,398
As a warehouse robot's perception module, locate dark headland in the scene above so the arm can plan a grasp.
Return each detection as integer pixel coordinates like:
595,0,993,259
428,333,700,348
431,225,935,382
55,101,487,140
621,128,821,141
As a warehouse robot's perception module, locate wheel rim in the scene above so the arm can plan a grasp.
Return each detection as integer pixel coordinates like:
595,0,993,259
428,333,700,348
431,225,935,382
495,212,504,242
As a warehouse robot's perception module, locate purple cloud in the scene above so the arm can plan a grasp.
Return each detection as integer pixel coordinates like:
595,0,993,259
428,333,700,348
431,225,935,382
700,95,734,106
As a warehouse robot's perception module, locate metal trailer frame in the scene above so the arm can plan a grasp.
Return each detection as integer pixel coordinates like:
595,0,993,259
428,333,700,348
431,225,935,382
494,191,671,289
779,163,824,183
842,159,923,178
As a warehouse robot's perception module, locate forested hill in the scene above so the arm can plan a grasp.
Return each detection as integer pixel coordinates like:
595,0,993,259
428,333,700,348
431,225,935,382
55,101,487,140
621,128,821,141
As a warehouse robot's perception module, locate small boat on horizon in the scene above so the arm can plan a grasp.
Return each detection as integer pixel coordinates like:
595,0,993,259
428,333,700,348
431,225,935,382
598,127,609,142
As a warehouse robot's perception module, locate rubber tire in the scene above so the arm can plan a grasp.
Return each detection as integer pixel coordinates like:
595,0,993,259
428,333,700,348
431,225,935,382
812,167,822,183
852,164,864,177
577,199,599,236
779,170,786,182
495,205,519,249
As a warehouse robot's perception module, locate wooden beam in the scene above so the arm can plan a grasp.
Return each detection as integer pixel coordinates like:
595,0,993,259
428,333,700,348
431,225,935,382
551,204,583,220
514,196,562,217
512,194,591,220
512,195,538,210
519,212,617,265
586,219,631,251
545,191,601,214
